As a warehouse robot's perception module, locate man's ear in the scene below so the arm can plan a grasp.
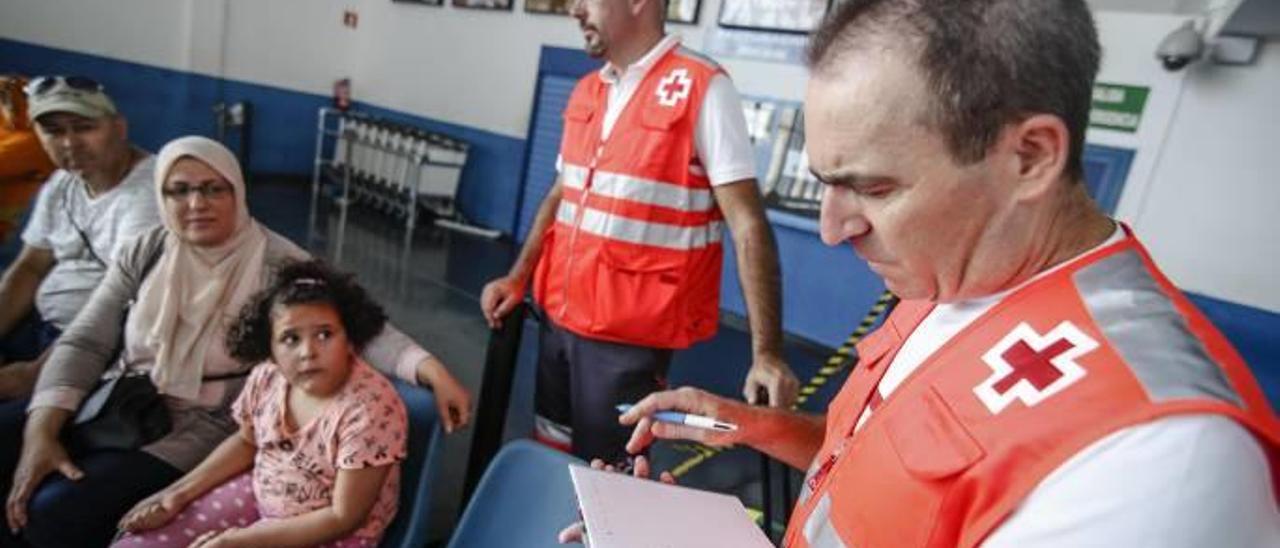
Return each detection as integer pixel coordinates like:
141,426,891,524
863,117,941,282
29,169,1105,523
112,115,129,141
1006,113,1070,201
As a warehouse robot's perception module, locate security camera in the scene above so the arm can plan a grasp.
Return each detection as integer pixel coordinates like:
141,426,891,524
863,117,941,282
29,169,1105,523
1156,20,1205,71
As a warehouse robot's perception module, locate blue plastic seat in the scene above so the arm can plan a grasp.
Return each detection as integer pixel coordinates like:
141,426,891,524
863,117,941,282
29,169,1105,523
380,378,445,548
0,202,34,268
447,439,584,548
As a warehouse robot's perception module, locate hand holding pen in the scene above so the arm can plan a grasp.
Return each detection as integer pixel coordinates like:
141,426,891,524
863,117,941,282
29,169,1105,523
618,387,750,454
615,404,739,432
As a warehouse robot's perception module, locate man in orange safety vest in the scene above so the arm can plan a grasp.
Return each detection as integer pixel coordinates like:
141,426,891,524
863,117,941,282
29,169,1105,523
594,0,1280,546
480,0,799,463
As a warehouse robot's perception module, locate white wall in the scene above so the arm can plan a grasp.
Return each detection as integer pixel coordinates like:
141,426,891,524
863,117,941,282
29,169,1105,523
1133,39,1280,311
215,0,808,138
220,0,359,96
0,0,191,69
2,0,1275,311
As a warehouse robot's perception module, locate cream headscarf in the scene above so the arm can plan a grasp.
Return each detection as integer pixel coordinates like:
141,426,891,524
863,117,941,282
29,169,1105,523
134,136,269,400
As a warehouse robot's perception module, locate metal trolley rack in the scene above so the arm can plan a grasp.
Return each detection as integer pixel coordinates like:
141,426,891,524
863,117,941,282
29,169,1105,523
308,107,496,262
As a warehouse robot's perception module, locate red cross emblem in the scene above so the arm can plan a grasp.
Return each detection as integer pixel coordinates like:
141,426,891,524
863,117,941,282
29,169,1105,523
973,321,1097,414
655,68,692,108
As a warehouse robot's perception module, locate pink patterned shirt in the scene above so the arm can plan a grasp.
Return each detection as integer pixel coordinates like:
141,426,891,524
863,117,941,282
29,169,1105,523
232,358,408,541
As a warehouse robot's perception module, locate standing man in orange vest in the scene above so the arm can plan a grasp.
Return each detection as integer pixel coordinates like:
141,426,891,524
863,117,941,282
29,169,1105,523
481,0,798,462
604,0,1280,546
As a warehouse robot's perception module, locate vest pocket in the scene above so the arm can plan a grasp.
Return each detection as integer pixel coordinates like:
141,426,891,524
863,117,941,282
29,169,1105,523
592,244,685,343
637,110,684,175
886,386,984,480
833,387,983,547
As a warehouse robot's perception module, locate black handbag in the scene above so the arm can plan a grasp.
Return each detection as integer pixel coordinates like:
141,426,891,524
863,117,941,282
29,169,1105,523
66,369,171,452
66,366,252,453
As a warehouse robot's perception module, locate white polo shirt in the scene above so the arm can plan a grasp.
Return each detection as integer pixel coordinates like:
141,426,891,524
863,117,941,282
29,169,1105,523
559,35,757,187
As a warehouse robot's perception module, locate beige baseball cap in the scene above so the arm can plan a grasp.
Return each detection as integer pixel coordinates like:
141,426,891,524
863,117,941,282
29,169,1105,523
25,76,118,121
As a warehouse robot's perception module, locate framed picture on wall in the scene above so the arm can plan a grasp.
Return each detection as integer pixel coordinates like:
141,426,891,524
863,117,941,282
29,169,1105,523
393,0,444,6
667,0,702,24
525,0,571,15
526,0,701,21
453,0,513,10
718,0,829,34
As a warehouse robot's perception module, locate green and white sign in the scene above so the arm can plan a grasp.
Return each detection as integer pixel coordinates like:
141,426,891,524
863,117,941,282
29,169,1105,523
1090,83,1150,133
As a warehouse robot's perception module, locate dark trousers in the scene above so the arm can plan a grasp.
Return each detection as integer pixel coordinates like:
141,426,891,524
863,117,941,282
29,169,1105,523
0,311,60,365
0,398,181,548
534,315,673,464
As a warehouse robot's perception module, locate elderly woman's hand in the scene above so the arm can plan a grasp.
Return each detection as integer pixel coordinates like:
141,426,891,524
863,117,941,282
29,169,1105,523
6,434,82,533
417,357,472,434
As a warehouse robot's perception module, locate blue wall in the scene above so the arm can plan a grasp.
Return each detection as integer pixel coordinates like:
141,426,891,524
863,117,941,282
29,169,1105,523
0,38,525,233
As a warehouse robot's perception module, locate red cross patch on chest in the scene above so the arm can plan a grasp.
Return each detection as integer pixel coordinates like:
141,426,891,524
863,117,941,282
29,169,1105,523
973,321,1098,414
655,68,692,108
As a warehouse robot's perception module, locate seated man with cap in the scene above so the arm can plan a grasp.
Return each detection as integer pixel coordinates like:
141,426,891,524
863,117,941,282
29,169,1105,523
0,76,160,399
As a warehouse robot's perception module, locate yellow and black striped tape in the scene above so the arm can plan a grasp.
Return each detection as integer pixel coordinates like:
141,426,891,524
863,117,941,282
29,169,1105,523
794,290,895,408
669,290,897,478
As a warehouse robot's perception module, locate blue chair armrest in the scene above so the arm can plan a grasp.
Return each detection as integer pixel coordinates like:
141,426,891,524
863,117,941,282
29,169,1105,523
380,378,445,548
447,440,584,548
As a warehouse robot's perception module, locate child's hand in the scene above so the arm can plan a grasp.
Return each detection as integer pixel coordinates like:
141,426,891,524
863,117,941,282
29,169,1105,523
119,489,186,532
189,526,243,548
418,357,472,433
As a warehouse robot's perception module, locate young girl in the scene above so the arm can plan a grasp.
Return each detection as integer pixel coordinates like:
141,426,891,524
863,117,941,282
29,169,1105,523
114,259,413,548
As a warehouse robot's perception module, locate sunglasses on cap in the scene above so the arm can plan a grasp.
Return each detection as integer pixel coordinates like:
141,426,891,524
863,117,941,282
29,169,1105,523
24,75,105,98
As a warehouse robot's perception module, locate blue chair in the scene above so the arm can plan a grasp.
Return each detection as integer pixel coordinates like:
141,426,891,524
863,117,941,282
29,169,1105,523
447,440,584,548
380,378,445,548
0,202,33,267
1188,294,1280,411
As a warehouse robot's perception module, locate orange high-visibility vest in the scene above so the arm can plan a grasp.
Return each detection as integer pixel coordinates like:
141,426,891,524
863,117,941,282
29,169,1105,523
532,46,727,349
784,233,1280,548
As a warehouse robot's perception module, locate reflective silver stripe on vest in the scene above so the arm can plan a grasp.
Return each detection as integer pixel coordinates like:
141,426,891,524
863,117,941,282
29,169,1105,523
562,164,589,190
556,201,576,225
562,163,715,213
1072,249,1242,406
592,171,715,212
556,202,723,250
801,494,848,548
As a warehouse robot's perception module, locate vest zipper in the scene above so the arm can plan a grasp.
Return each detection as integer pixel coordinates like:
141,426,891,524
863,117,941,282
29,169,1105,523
557,148,602,320
807,453,838,493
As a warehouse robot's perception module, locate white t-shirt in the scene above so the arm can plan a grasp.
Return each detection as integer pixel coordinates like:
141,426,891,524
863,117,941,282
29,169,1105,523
858,227,1280,546
21,154,161,328
559,35,757,187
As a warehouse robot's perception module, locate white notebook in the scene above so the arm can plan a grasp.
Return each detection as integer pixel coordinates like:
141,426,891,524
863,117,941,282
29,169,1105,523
569,464,775,548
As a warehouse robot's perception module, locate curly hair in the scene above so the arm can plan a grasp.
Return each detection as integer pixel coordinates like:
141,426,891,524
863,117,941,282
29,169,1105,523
225,258,388,365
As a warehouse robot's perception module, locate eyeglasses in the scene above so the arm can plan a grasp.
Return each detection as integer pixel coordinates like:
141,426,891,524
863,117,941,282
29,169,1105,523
24,76,104,98
161,182,234,201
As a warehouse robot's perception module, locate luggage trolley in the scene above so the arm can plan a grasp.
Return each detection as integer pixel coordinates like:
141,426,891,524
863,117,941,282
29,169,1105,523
309,108,495,264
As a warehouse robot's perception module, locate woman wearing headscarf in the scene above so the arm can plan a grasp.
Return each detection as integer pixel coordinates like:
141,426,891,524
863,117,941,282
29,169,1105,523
0,136,471,547
0,74,56,244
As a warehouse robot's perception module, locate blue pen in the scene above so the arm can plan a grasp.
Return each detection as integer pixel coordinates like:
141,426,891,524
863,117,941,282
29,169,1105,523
616,404,738,432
